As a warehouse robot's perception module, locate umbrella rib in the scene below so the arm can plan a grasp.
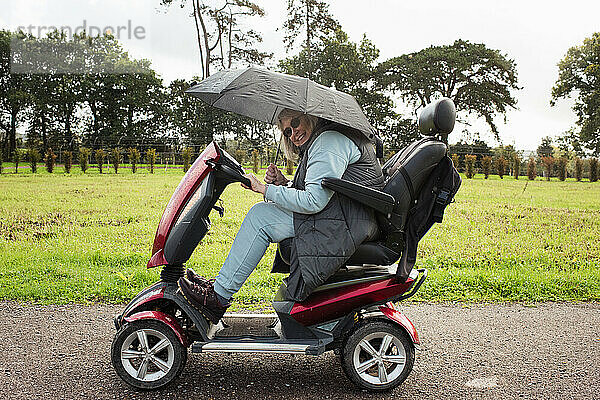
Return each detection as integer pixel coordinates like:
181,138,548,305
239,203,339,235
304,78,309,113
209,67,255,106
269,107,279,125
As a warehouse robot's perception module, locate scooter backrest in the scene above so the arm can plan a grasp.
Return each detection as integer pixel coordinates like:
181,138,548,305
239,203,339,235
418,97,456,136
378,138,447,232
376,98,456,233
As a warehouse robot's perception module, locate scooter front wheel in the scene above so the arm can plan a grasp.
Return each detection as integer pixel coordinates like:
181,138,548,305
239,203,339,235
111,319,187,390
341,320,415,392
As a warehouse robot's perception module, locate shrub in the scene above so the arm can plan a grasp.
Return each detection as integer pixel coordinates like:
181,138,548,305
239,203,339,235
45,148,57,173
481,156,492,179
513,154,520,180
590,158,598,182
128,148,140,173
146,148,157,173
95,149,106,173
79,147,91,173
111,148,121,174
464,154,476,179
28,149,41,173
495,156,507,179
252,149,260,174
182,147,193,172
527,158,537,180
63,151,72,174
557,157,568,181
286,157,294,176
451,153,460,171
541,156,554,181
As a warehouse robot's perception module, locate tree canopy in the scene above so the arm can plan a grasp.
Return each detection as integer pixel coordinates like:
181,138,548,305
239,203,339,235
551,32,600,156
279,29,407,146
160,0,271,78
281,0,340,78
377,39,520,140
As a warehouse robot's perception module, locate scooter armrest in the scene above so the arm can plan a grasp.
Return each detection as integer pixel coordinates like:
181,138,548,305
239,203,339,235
321,177,394,214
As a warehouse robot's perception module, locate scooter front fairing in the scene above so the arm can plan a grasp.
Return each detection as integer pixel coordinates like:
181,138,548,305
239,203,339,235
147,141,248,272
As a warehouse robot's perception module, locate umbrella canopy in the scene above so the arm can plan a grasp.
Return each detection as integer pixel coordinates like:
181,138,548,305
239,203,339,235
186,66,377,141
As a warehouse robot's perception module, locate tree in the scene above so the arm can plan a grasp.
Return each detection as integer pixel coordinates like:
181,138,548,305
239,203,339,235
168,78,228,146
281,0,341,78
464,154,476,178
574,157,583,181
384,118,420,151
280,29,398,143
182,147,193,172
551,33,600,156
128,148,140,173
377,40,520,141
0,30,32,157
28,148,40,173
556,129,585,157
45,148,57,173
541,156,554,180
79,147,91,173
449,139,493,157
482,156,492,179
160,0,270,78
95,149,106,173
537,136,554,158
111,148,121,174
527,158,537,180
78,34,168,149
513,154,521,179
495,156,507,179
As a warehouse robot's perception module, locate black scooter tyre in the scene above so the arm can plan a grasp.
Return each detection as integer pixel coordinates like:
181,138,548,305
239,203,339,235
111,319,187,390
341,320,415,392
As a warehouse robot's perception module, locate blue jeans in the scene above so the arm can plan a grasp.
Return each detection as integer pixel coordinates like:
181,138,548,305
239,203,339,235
213,202,294,300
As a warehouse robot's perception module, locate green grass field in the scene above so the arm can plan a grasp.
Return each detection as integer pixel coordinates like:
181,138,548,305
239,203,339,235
1,166,599,308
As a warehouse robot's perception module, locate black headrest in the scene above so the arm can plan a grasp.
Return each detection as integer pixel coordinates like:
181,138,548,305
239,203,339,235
418,98,456,136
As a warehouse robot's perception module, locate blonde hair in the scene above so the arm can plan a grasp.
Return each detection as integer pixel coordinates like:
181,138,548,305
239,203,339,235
276,109,320,162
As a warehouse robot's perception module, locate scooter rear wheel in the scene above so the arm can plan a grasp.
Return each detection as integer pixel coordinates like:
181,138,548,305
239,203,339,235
111,319,187,390
341,320,414,392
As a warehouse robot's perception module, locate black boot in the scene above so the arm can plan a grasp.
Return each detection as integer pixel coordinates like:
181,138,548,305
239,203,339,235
178,278,229,324
185,268,214,287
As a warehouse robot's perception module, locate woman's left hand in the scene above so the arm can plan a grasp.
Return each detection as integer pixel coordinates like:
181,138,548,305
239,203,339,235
241,173,266,195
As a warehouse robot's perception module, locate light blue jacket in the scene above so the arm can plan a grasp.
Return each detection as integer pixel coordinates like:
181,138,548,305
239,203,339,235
264,130,360,214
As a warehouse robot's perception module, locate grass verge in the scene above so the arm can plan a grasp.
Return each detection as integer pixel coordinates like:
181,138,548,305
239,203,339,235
0,169,599,305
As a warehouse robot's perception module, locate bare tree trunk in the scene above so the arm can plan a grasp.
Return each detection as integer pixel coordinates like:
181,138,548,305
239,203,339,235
196,1,212,78
192,1,206,79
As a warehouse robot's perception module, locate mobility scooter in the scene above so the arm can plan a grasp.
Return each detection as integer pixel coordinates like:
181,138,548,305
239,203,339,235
111,98,459,392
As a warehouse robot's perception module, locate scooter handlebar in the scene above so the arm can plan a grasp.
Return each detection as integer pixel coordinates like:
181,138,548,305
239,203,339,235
239,175,252,188
215,163,252,188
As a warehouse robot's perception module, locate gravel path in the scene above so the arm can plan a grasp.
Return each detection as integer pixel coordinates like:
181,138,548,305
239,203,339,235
1,301,599,399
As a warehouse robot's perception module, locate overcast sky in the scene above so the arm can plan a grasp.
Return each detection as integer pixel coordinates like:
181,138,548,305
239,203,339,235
3,0,599,151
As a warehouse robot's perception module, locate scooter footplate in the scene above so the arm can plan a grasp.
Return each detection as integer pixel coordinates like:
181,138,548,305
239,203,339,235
215,315,279,339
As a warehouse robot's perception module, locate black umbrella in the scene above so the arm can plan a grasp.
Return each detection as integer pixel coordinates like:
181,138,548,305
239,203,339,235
186,66,378,142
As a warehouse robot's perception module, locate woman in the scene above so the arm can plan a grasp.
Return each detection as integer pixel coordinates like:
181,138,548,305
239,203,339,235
179,109,384,323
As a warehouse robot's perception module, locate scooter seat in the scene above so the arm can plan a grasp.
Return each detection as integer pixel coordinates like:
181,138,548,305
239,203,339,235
276,238,400,270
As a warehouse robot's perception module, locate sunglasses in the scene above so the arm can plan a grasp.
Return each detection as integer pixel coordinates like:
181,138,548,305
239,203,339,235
282,116,301,138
